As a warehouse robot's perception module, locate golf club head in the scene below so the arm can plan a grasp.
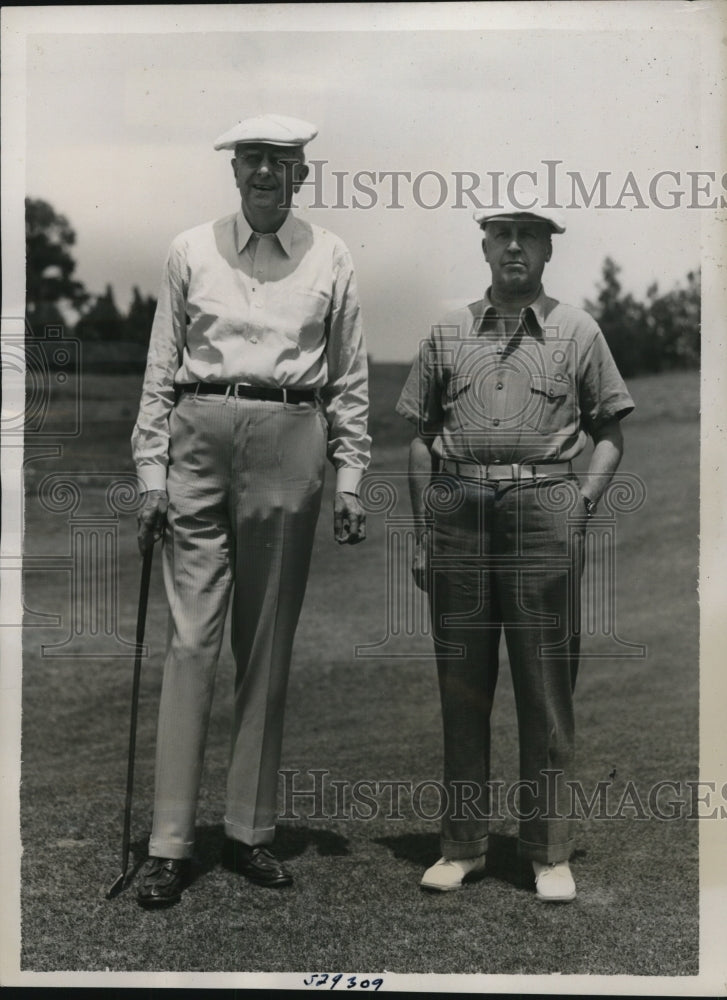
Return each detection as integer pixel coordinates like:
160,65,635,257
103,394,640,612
106,872,127,900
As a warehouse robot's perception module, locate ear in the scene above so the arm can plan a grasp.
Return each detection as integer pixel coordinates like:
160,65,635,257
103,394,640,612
292,161,309,192
231,157,238,180
545,240,552,262
481,235,490,263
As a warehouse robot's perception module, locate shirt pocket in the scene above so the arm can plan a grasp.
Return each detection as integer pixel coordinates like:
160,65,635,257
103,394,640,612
524,373,575,434
444,373,475,430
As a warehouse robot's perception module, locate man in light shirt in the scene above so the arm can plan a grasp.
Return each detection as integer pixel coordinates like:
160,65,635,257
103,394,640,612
132,114,370,907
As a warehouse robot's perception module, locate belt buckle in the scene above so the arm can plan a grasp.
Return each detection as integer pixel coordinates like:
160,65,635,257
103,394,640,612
281,387,289,404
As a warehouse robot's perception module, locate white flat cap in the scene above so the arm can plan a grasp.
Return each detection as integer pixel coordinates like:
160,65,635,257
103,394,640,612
474,188,566,234
213,113,318,151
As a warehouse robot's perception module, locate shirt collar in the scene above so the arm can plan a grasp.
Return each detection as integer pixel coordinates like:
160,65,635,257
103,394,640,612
480,285,548,336
235,209,295,257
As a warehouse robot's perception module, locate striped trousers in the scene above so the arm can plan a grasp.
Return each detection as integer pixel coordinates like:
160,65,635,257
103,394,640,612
148,392,326,859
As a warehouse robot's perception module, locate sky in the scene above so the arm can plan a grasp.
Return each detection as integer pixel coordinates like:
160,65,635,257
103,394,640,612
16,4,712,362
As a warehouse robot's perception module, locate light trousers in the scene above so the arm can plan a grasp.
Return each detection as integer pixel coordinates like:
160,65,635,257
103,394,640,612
429,475,586,864
149,392,326,859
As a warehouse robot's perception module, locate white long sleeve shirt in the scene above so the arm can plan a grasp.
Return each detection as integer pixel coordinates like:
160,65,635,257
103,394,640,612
132,209,370,493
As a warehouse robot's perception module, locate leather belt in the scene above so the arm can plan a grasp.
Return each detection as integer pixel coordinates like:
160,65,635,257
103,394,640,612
440,458,573,482
176,382,316,404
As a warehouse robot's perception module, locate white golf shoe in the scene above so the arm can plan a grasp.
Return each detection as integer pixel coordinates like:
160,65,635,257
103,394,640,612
420,854,487,891
532,860,576,902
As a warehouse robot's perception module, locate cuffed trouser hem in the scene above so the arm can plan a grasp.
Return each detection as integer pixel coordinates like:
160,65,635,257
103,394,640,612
441,835,488,860
224,817,275,846
148,837,195,861
517,837,573,865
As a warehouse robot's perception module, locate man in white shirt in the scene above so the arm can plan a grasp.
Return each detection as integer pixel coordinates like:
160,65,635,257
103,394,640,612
132,114,370,907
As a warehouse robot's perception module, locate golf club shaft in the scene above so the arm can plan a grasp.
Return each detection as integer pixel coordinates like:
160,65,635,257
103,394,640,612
119,545,154,877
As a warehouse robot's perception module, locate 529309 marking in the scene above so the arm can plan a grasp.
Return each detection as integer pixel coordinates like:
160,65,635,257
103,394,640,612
302,973,384,990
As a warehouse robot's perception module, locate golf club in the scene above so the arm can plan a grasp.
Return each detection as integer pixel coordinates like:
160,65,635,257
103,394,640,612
106,543,154,899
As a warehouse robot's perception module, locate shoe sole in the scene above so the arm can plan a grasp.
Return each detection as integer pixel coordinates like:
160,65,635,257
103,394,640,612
535,891,576,903
420,881,465,892
242,873,293,888
420,868,487,892
137,893,183,908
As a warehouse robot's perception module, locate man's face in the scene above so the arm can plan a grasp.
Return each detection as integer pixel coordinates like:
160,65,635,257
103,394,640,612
231,143,309,218
482,217,552,299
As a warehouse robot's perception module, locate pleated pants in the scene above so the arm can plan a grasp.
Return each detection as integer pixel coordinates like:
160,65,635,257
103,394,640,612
148,391,326,859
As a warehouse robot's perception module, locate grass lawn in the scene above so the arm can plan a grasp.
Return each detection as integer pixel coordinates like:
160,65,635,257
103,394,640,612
17,365,699,978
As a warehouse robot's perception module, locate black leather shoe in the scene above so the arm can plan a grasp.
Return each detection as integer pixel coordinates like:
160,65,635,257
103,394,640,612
225,842,293,887
137,856,189,908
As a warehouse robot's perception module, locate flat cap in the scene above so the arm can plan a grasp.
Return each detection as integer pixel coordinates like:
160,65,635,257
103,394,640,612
213,113,318,151
474,188,566,234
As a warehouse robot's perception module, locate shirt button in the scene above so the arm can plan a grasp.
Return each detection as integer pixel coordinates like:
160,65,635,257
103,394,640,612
493,418,500,426
549,389,555,397
496,347,503,354
250,337,258,343
496,382,503,390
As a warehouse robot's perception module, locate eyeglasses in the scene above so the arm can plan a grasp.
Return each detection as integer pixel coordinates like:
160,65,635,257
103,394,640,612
235,149,302,172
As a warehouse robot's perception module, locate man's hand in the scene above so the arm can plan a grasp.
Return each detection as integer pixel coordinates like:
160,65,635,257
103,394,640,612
412,533,430,592
334,491,366,545
137,489,168,555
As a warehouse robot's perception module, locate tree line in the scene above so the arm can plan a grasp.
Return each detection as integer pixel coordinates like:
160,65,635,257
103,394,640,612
25,197,700,377
25,198,157,373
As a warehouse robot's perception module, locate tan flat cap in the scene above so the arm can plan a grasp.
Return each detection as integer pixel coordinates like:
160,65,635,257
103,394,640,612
213,113,318,151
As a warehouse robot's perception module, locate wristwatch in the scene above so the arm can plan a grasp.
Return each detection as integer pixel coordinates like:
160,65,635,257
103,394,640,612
582,495,598,518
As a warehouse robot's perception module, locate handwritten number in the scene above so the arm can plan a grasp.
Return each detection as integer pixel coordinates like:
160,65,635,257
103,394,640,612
303,973,384,991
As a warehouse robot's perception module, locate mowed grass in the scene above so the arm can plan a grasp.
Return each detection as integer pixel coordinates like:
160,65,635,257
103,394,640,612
18,366,699,976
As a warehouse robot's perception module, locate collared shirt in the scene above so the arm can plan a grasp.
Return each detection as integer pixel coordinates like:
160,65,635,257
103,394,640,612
396,286,634,465
132,210,370,493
